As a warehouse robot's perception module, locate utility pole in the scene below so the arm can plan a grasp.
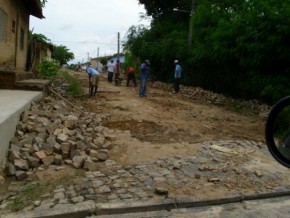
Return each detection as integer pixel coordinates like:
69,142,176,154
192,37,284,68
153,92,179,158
117,32,120,61
97,47,99,70
188,0,195,49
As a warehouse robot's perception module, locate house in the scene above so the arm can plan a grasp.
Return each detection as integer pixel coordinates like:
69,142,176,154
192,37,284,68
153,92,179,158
109,55,125,64
0,0,44,89
90,55,126,72
27,40,53,72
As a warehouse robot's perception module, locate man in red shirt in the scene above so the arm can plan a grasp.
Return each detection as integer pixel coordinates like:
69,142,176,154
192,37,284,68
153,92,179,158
126,67,137,87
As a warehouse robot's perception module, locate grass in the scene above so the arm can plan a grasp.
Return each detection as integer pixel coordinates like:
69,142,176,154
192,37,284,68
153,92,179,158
59,71,84,97
5,169,85,212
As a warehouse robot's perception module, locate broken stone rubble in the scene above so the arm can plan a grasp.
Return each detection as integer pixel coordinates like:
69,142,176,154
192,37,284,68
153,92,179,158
4,96,114,181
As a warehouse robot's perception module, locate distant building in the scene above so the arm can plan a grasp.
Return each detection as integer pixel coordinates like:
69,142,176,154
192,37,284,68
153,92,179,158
0,0,44,89
109,55,125,64
27,41,54,72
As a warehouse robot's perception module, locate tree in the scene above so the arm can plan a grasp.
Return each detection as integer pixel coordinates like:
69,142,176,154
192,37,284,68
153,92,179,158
29,32,51,44
38,0,47,8
130,0,290,104
52,45,74,66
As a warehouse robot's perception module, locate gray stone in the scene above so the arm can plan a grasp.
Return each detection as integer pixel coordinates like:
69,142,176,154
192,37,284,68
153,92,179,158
15,170,28,181
57,134,69,143
66,190,77,199
23,143,33,150
54,192,65,200
97,149,109,161
86,161,99,171
53,143,61,153
36,127,47,133
92,180,105,188
14,159,29,171
54,154,63,165
102,141,112,149
68,115,79,121
89,150,98,158
63,120,76,128
42,155,55,165
119,193,133,199
27,156,40,168
98,185,111,193
10,144,21,152
64,160,73,165
54,129,63,137
8,150,20,161
61,142,71,153
71,196,85,203
42,143,54,155
72,156,85,169
35,136,44,143
155,186,169,196
5,162,16,176
47,136,57,147
70,149,81,159
93,136,105,146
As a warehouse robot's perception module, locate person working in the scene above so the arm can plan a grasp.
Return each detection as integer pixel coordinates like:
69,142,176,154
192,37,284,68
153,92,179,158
126,67,137,87
87,63,100,96
139,60,150,97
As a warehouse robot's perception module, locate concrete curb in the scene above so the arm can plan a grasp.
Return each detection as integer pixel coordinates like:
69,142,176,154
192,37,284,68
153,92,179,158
96,190,290,216
4,189,290,218
0,90,43,169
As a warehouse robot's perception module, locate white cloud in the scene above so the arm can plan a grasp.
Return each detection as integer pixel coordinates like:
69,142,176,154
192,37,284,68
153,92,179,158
30,0,150,63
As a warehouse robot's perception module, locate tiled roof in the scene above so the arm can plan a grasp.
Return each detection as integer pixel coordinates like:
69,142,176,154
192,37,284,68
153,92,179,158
24,0,44,19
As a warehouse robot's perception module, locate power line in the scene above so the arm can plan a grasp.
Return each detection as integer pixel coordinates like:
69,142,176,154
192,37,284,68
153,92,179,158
51,40,117,44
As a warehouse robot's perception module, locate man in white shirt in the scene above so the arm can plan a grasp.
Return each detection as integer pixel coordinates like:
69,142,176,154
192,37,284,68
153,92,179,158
107,60,115,83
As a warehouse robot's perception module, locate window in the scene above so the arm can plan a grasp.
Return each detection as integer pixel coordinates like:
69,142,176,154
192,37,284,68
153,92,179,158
0,7,8,42
20,28,24,50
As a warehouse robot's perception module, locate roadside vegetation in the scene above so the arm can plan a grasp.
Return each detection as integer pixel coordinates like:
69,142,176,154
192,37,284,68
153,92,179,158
5,170,84,212
125,0,290,105
37,60,83,97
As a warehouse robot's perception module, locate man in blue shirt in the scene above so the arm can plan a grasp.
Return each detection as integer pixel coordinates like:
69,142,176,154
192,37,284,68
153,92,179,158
139,60,150,97
87,63,100,96
174,60,182,93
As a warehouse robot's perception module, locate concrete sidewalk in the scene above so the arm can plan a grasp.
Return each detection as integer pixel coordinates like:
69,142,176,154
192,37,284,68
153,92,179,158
0,89,43,168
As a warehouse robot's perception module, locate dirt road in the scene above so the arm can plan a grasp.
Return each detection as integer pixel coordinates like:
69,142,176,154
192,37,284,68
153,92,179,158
76,72,265,164
66,71,290,200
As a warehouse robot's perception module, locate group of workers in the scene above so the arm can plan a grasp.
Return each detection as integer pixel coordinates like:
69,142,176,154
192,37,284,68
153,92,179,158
86,59,182,97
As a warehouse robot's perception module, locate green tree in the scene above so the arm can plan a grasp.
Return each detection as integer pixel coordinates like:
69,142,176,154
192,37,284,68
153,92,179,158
52,45,74,66
130,0,290,104
38,0,47,8
29,32,51,44
100,57,108,66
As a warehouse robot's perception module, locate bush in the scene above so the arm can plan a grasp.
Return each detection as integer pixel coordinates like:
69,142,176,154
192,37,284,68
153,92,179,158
37,60,60,79
60,71,84,97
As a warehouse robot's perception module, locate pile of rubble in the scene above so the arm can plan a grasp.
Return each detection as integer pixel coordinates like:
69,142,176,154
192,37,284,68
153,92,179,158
152,81,270,113
4,95,115,181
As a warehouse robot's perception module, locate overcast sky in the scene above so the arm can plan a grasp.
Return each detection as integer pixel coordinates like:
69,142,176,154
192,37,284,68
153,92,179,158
30,0,150,64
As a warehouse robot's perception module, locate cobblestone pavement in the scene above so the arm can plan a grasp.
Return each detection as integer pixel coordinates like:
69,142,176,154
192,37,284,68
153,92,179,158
2,139,290,217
